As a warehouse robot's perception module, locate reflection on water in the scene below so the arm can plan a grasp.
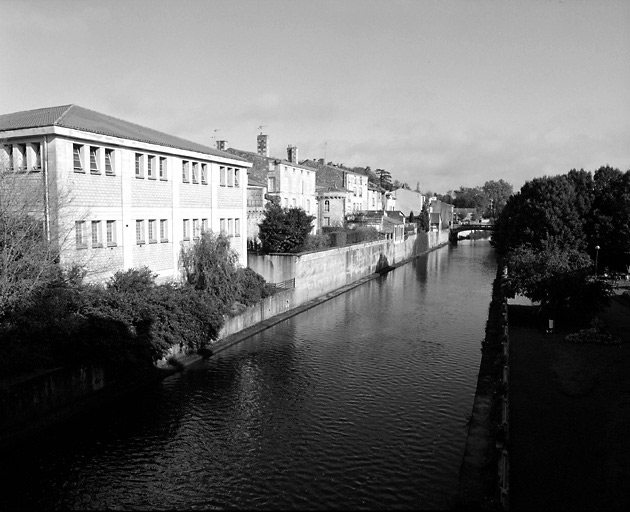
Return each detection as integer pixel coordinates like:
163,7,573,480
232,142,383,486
0,240,496,510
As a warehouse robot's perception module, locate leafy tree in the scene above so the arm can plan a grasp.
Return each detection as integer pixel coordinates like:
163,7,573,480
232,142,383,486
492,174,588,256
258,203,315,253
452,186,486,210
586,166,630,270
180,230,238,305
504,244,611,322
482,179,513,218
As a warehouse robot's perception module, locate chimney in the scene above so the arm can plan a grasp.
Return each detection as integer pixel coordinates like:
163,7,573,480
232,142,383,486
318,158,324,165
287,145,298,163
216,140,228,151
257,133,269,157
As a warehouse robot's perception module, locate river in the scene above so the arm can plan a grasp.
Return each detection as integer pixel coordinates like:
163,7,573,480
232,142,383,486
0,240,496,510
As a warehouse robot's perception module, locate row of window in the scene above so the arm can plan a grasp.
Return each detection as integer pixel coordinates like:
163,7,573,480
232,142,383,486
2,142,42,172
136,219,171,245
219,218,241,238
77,217,243,248
219,166,241,187
76,220,117,249
74,144,116,175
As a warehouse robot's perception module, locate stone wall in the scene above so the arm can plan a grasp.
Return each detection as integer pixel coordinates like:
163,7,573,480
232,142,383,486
222,229,449,339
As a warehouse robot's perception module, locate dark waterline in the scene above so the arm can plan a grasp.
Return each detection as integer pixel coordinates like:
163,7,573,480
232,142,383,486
0,241,496,510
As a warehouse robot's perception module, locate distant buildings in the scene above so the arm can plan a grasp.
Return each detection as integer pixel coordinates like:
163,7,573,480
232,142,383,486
0,105,250,282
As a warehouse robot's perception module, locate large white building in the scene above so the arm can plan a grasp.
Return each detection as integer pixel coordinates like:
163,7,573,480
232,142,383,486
0,105,250,282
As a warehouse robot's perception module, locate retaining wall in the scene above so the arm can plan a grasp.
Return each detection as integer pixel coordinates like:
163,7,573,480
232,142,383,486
220,230,449,339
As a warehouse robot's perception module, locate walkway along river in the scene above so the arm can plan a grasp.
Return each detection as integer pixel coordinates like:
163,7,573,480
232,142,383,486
0,240,496,510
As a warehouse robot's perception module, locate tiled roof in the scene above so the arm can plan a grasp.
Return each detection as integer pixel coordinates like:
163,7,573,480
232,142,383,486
227,147,319,183
300,159,346,189
0,105,246,161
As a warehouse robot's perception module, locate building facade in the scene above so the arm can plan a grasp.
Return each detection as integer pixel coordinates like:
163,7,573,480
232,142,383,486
0,105,250,282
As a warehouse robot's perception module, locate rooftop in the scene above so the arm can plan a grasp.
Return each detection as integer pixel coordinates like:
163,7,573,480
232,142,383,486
0,105,246,161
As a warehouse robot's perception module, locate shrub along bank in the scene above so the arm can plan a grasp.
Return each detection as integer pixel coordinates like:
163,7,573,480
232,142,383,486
1,232,274,379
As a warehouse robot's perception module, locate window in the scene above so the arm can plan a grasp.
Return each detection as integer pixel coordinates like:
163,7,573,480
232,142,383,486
283,198,288,207
32,143,42,170
159,157,167,180
135,153,143,178
202,218,208,233
292,198,296,207
106,220,116,246
268,177,276,192
324,217,330,226
306,199,310,212
193,219,200,239
192,162,198,183
201,164,208,184
105,149,114,175
148,156,156,179
148,219,157,243
220,166,226,186
182,160,189,182
75,221,87,248
136,220,145,244
234,168,240,187
160,219,168,242
227,168,234,187
91,220,102,247
227,218,233,237
17,144,26,171
324,200,330,212
2,145,13,170
183,219,190,240
220,218,226,234
90,147,99,174
73,144,83,171
235,218,241,237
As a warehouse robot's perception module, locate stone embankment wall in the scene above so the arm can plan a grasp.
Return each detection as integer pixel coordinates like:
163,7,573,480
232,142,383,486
0,365,105,438
219,230,449,339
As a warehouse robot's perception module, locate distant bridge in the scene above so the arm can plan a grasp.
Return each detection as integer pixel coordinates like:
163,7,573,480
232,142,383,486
449,223,494,244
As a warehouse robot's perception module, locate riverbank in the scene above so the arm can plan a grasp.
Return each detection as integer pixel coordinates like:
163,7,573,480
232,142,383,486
508,287,630,509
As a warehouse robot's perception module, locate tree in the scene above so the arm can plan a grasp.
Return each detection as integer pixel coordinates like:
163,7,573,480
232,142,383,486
376,169,393,191
258,203,315,253
482,179,513,218
492,174,588,257
180,230,238,306
504,243,611,321
418,203,430,232
0,159,61,318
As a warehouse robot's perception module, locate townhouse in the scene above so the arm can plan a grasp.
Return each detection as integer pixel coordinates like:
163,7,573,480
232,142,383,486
0,105,250,282
227,134,318,240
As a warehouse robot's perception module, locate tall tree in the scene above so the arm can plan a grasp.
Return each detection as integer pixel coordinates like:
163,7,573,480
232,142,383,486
376,169,392,190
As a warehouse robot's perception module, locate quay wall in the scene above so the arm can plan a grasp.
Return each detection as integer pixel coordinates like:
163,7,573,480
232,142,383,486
219,229,448,339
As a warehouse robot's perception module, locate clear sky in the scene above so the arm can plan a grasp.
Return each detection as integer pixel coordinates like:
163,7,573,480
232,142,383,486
1,0,629,194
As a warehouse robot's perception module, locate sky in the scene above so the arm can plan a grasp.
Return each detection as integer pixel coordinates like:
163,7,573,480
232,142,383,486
1,0,629,194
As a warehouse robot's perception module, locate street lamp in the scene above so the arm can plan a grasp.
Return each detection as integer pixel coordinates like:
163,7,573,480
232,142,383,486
595,245,600,276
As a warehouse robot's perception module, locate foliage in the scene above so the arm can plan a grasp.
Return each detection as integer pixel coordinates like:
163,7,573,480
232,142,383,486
375,168,393,191
564,318,620,345
234,267,276,305
492,174,588,257
482,179,513,218
301,233,331,251
180,230,238,306
494,168,629,321
417,203,430,232
258,203,315,253
0,169,60,319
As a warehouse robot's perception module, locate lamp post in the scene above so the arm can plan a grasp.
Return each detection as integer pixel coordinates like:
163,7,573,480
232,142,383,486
595,245,600,276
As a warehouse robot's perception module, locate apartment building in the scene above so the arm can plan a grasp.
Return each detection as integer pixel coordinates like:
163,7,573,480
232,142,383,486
0,105,250,282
